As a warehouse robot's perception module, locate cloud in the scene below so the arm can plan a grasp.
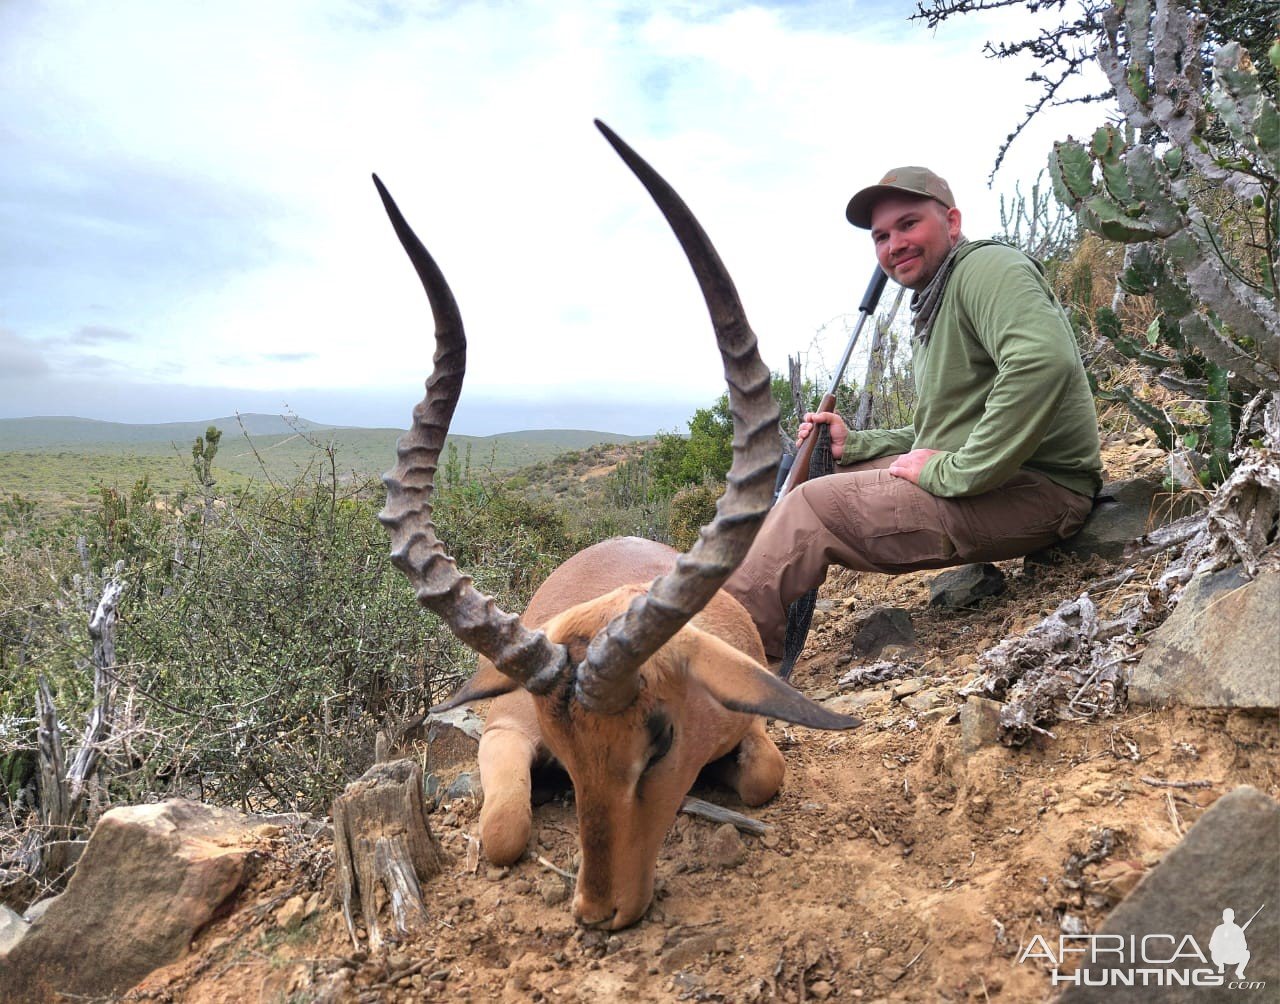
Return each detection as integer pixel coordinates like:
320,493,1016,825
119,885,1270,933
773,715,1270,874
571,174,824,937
70,325,139,345
0,1,1112,432
0,329,51,379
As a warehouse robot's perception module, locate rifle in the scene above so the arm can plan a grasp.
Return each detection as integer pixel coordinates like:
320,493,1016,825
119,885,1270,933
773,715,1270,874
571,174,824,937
778,266,889,497
774,265,888,679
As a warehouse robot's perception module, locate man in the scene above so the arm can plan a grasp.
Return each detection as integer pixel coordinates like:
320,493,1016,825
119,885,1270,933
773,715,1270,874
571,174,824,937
725,167,1102,662
1209,908,1252,979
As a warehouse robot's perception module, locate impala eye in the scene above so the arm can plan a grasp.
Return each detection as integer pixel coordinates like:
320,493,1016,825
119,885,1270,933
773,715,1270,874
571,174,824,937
644,713,674,772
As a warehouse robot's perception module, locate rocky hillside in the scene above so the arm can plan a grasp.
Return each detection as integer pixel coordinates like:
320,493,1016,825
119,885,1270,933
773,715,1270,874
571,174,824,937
2,431,1277,1003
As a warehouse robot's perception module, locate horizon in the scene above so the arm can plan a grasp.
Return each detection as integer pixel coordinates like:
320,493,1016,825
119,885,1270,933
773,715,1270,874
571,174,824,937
0,385,706,438
0,410,659,440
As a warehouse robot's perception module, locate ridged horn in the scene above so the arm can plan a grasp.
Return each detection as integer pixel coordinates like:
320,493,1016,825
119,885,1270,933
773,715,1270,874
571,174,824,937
373,174,570,696
574,121,780,714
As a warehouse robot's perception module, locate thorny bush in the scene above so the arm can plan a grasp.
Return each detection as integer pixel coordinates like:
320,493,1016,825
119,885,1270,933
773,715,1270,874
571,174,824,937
0,448,579,823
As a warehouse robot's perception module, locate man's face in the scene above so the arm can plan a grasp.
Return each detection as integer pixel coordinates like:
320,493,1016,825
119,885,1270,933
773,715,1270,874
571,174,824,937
869,194,962,291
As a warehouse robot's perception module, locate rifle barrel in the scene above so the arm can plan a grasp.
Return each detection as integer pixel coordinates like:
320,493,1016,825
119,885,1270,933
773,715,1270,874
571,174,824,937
779,266,888,497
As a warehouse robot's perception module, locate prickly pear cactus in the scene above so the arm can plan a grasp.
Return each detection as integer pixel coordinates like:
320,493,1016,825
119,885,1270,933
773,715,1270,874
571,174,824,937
1048,0,1279,485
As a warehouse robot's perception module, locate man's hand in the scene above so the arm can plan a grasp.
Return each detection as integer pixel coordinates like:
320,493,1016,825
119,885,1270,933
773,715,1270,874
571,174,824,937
797,411,849,459
888,448,940,485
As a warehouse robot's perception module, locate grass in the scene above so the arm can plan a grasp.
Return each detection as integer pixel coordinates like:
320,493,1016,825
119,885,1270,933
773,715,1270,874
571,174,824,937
0,420,649,510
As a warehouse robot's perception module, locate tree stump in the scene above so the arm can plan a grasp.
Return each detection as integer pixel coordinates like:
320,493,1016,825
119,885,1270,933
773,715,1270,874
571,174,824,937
332,758,445,950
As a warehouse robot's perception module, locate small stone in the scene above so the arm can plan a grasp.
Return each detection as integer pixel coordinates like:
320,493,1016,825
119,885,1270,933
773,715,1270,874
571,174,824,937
848,608,915,659
810,980,834,1000
445,772,481,802
672,970,706,992
661,933,719,972
707,823,747,869
1060,913,1087,935
539,877,569,906
928,564,1006,609
274,895,307,932
901,688,944,713
423,773,442,809
892,678,926,699
959,696,1002,752
824,690,890,715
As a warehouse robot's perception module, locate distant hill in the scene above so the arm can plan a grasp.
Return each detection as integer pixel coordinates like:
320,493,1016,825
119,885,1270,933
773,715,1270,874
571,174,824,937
0,414,333,450
0,416,650,504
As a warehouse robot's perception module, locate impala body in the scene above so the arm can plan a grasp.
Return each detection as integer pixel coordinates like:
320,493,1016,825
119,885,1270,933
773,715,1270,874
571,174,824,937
377,122,858,930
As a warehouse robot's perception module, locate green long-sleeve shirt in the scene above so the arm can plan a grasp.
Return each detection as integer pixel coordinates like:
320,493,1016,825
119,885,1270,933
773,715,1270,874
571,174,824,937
838,241,1102,499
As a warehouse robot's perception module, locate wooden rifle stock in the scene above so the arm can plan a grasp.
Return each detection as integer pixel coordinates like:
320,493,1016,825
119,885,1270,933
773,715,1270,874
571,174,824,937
779,266,888,496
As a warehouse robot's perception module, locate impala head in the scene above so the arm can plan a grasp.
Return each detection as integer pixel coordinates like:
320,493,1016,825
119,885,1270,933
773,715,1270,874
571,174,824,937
377,121,856,929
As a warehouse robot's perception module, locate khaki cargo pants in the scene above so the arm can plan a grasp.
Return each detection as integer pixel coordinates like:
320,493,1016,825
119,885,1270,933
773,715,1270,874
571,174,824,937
724,456,1094,660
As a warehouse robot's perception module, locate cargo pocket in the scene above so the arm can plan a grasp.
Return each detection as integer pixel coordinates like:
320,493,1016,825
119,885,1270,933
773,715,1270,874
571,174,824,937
830,471,957,572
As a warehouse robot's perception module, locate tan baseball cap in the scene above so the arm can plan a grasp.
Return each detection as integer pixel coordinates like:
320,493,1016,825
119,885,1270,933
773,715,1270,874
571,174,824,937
846,166,956,229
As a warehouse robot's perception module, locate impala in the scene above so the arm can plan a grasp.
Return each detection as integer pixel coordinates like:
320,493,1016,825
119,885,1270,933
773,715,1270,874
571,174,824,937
377,121,858,930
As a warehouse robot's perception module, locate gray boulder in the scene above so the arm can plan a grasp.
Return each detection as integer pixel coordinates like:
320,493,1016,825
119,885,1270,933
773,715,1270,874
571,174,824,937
929,563,1006,608
0,904,28,956
1059,786,1279,1003
1026,476,1204,566
1130,568,1279,709
847,607,916,659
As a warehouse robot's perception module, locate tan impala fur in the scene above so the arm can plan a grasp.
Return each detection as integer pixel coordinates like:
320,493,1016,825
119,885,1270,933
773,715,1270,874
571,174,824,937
375,122,858,931
447,537,796,927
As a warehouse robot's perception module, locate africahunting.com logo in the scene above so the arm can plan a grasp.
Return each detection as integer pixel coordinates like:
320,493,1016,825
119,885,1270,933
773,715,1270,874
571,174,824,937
1018,904,1267,990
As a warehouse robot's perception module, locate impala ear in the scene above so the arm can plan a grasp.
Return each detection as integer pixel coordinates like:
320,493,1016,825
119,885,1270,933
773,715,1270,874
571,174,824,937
682,630,861,731
429,658,521,712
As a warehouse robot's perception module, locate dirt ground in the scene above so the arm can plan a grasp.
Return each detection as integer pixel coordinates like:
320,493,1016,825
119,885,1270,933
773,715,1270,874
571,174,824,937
128,445,1280,1003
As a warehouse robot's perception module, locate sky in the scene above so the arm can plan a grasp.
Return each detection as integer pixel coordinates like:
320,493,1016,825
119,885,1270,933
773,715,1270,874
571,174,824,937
0,0,1111,436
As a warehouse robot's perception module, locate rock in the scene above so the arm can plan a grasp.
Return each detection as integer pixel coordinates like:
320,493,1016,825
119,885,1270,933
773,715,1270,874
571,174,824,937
419,707,484,770
661,932,719,972
1130,568,1280,709
824,690,891,715
928,563,1006,608
539,876,569,906
0,904,28,956
892,678,927,699
0,799,257,1003
22,895,61,924
1025,476,1204,567
1059,786,1279,1004
445,771,483,802
901,689,944,713
847,607,916,659
959,696,1002,753
707,823,747,869
423,772,443,809
275,895,307,932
